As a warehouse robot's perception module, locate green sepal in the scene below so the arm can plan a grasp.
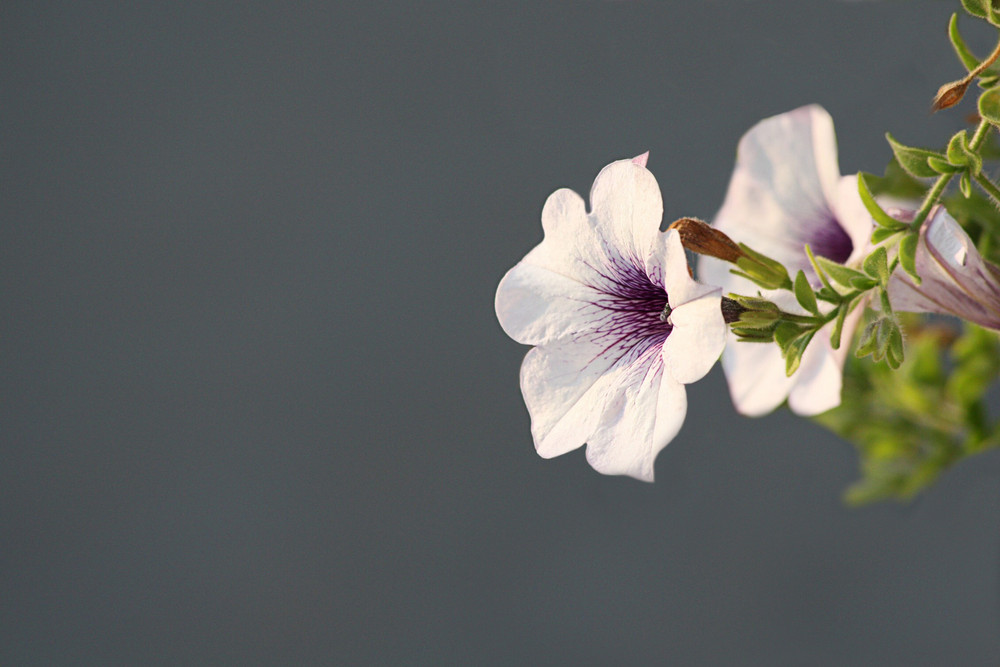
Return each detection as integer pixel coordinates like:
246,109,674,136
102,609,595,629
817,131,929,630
898,232,921,284
871,227,900,244
979,87,1000,126
886,133,945,179
863,246,890,284
948,13,981,71
858,172,903,228
735,310,781,328
734,243,791,290
731,328,776,343
927,156,963,174
812,255,868,289
793,270,820,315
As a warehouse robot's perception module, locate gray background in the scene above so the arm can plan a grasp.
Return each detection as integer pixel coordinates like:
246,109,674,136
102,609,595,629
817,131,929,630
3,1,1000,664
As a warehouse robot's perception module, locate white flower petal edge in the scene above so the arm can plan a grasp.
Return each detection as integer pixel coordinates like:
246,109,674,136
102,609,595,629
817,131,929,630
496,158,725,481
699,105,872,416
887,206,1000,329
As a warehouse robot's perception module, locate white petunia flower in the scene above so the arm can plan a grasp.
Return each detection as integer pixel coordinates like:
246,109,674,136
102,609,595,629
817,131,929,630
888,206,1000,329
495,157,725,482
699,105,872,417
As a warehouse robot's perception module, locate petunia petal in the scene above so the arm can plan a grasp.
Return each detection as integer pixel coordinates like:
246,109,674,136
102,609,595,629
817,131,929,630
584,355,687,482
495,262,604,346
588,159,664,271
662,293,725,384
713,105,845,272
718,334,796,416
653,228,719,306
888,207,1000,328
831,174,874,267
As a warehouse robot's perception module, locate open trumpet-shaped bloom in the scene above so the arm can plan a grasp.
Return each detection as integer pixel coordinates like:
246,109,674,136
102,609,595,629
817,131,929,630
495,157,725,482
888,206,1000,329
699,105,872,416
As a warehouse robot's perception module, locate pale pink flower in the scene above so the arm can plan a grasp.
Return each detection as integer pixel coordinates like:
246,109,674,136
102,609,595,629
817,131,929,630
888,206,1000,329
496,157,725,481
699,105,871,416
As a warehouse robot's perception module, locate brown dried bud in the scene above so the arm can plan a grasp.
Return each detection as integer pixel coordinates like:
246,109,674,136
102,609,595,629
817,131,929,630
931,79,970,113
668,217,744,263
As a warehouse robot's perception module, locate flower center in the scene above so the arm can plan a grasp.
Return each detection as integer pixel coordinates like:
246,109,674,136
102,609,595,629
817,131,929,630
658,303,672,323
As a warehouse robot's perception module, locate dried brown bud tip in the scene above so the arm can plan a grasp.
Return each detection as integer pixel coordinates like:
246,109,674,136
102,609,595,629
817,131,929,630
932,79,970,113
720,296,748,324
668,217,744,263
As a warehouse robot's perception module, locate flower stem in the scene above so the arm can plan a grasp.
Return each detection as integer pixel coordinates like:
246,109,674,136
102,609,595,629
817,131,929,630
974,171,1000,204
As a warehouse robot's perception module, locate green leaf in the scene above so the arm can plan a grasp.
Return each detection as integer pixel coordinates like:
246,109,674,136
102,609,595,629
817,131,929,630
804,245,833,292
887,326,904,369
927,156,963,174
783,331,814,377
871,227,900,244
829,305,847,350
856,320,879,359
979,87,1000,126
849,275,878,291
886,134,945,179
948,13,981,71
813,255,869,289
773,321,802,350
858,172,904,228
793,270,819,315
863,246,890,284
947,131,970,167
961,170,973,198
962,0,988,19
898,232,921,284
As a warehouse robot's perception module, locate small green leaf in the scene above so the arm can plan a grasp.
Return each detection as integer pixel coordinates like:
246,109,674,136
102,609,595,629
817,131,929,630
830,305,848,350
849,275,878,291
961,170,973,197
781,331,815,377
858,172,904,228
863,246,890,284
948,13,981,71
856,320,879,359
947,131,970,167
804,245,832,292
887,325,904,368
793,270,819,315
927,156,963,174
898,232,921,284
962,0,988,19
886,134,945,179
773,321,802,350
813,255,869,289
979,87,1000,126
871,227,899,244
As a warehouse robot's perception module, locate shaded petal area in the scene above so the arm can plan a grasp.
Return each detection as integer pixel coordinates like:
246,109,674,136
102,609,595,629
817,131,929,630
585,353,687,483
699,105,870,416
712,105,850,274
